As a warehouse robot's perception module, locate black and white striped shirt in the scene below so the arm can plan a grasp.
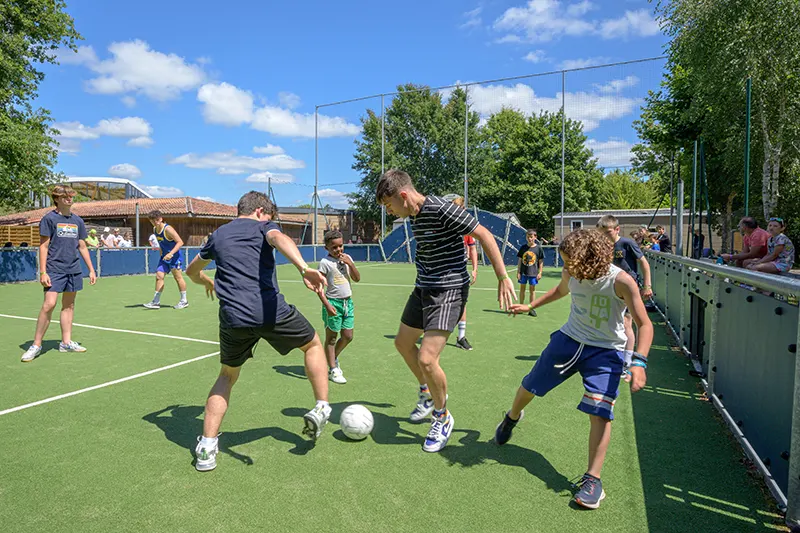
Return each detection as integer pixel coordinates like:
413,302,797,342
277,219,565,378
411,196,480,289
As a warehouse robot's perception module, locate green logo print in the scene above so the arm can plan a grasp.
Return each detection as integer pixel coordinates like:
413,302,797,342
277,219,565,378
589,295,611,327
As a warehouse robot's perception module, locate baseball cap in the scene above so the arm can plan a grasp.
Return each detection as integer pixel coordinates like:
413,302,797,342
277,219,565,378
104,227,110,233
89,229,97,234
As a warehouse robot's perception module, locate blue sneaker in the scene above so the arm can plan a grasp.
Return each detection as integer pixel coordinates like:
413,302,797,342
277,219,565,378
574,474,606,509
422,411,454,452
494,410,524,445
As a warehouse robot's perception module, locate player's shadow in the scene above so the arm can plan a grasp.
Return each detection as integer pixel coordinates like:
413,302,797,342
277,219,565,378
481,309,515,316
515,354,540,361
439,428,573,495
383,334,422,345
124,303,147,308
272,365,306,379
18,340,61,354
282,401,423,446
142,404,315,467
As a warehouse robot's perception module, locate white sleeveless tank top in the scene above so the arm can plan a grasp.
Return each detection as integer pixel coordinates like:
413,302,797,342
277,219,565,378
559,264,628,351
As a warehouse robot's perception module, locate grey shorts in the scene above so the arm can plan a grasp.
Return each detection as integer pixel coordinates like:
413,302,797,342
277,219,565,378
401,285,469,333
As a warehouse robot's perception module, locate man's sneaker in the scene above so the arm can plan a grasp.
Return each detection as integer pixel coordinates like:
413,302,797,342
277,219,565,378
302,403,332,441
195,437,218,472
494,410,524,445
410,391,435,422
59,341,86,353
528,308,537,317
143,301,160,309
329,367,347,384
574,474,606,509
456,337,473,351
422,411,454,452
173,301,189,310
21,345,42,363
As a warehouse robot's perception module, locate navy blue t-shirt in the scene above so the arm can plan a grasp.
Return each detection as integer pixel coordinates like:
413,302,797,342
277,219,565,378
40,210,87,275
614,237,643,279
199,218,290,328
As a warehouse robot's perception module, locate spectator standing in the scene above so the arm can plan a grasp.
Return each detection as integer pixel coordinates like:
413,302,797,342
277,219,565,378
101,227,116,248
691,230,705,259
149,233,159,250
85,229,100,248
721,217,769,267
119,232,133,248
655,225,672,253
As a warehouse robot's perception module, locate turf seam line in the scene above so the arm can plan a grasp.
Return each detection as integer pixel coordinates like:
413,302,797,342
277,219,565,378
0,351,220,417
0,314,218,345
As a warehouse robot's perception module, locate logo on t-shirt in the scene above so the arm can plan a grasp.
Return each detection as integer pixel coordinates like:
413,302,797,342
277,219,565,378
56,223,79,239
522,250,538,266
615,250,624,259
589,295,612,327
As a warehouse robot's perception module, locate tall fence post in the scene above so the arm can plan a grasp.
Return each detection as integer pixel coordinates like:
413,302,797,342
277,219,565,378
402,221,413,264
560,70,566,241
676,180,685,256
706,276,721,395
501,217,511,265
463,85,469,208
381,94,386,239
314,107,319,263
786,310,800,527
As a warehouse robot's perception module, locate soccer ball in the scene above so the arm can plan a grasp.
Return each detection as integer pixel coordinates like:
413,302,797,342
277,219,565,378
339,404,374,441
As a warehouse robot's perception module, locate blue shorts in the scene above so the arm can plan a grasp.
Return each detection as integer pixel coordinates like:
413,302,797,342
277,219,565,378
45,272,83,293
521,330,624,420
157,254,183,273
519,275,539,286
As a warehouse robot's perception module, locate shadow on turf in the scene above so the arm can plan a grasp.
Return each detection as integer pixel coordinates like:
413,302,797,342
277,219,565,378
273,365,306,379
142,405,316,467
283,401,424,446
438,428,573,496
383,334,465,351
18,340,61,354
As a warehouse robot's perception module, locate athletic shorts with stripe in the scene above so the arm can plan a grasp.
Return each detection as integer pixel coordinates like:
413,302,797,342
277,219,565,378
521,330,624,420
400,285,469,333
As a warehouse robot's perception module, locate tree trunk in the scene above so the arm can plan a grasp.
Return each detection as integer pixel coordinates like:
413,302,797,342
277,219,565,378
722,192,736,253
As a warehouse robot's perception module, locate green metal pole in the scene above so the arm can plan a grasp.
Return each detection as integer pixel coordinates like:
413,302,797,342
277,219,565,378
689,140,697,256
744,77,752,216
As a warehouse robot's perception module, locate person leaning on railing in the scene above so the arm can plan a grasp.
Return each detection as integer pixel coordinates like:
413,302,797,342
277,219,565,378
720,217,770,268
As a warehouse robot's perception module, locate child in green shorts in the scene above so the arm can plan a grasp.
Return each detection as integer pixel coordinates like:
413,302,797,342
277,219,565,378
318,230,361,383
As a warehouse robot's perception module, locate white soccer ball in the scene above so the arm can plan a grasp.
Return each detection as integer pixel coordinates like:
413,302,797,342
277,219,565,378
340,404,374,441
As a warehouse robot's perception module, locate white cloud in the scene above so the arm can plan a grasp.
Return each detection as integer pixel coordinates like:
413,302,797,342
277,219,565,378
253,143,285,155
495,34,523,44
197,82,254,126
51,116,153,151
56,45,98,66
170,150,305,175
558,56,610,70
52,121,99,140
74,40,206,101
196,56,212,65
587,138,634,167
523,50,547,63
245,172,296,184
494,1,659,43
53,137,81,154
127,136,154,148
278,92,301,109
196,81,360,138
94,117,152,137
594,75,640,93
108,163,142,179
140,185,184,197
453,81,638,131
121,96,136,108
315,188,351,209
461,7,483,29
195,196,216,202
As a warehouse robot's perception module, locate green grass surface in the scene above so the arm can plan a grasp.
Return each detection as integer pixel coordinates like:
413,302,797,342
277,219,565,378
0,264,785,532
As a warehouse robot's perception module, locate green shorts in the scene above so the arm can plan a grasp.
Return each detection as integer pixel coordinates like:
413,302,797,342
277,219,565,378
323,297,355,332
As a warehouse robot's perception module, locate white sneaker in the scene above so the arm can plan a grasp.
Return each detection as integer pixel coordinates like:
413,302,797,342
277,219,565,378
59,341,86,353
173,301,189,310
329,367,347,384
423,411,455,453
302,403,332,441
21,345,42,362
143,301,160,309
195,436,218,472
410,392,448,422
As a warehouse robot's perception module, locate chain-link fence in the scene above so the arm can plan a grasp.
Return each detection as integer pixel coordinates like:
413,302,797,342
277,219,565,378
314,56,667,246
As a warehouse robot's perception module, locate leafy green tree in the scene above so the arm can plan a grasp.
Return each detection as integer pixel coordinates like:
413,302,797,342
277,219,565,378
0,0,81,211
596,169,658,210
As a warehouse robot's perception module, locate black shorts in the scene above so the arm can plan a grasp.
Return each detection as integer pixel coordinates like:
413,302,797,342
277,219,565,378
219,305,317,367
401,285,469,333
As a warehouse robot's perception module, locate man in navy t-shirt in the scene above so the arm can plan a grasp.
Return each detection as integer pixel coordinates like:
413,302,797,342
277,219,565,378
21,185,97,363
185,191,331,472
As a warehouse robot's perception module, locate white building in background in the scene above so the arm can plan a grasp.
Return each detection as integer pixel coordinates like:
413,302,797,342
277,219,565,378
30,176,153,208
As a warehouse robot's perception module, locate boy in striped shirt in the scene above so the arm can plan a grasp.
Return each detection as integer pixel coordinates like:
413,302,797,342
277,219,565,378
377,169,516,453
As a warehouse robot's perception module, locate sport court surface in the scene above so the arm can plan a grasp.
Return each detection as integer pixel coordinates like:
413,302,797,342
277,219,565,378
0,264,786,532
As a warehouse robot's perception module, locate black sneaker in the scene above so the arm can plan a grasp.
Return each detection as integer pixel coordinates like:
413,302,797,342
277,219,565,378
456,337,473,351
494,410,524,445
574,473,606,509
528,308,537,317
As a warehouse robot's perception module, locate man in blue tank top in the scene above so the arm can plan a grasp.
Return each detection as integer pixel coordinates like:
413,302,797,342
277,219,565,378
143,210,188,309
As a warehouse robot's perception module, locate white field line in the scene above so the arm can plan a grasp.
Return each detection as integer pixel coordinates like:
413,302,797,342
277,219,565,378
0,314,218,345
0,351,220,417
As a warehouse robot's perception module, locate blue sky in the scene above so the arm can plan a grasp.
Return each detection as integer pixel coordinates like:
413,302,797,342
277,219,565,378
42,0,669,208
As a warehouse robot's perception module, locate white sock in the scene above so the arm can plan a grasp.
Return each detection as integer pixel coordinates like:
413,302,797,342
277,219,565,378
335,358,340,368
200,435,217,447
180,291,187,302
152,292,161,304
316,400,330,410
457,321,467,340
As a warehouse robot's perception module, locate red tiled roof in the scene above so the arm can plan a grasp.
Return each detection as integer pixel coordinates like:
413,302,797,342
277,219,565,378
0,197,237,225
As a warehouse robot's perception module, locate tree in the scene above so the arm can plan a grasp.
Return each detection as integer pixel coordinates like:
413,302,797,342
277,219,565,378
596,170,659,210
0,0,81,211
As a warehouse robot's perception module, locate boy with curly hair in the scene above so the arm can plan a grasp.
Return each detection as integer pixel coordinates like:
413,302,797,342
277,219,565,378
496,229,652,510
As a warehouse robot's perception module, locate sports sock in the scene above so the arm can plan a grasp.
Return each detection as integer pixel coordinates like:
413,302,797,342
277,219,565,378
457,321,466,340
335,357,339,368
419,384,429,394
316,400,330,410
432,408,447,419
152,292,161,304
180,291,187,302
200,435,217,448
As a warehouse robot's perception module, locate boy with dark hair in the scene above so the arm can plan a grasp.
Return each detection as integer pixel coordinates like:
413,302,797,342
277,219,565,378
376,169,516,453
517,229,544,317
144,210,188,309
185,191,331,472
498,229,652,509
655,225,672,253
318,229,361,384
21,185,97,362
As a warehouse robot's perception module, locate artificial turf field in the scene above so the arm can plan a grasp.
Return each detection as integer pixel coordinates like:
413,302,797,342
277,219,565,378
0,263,787,532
